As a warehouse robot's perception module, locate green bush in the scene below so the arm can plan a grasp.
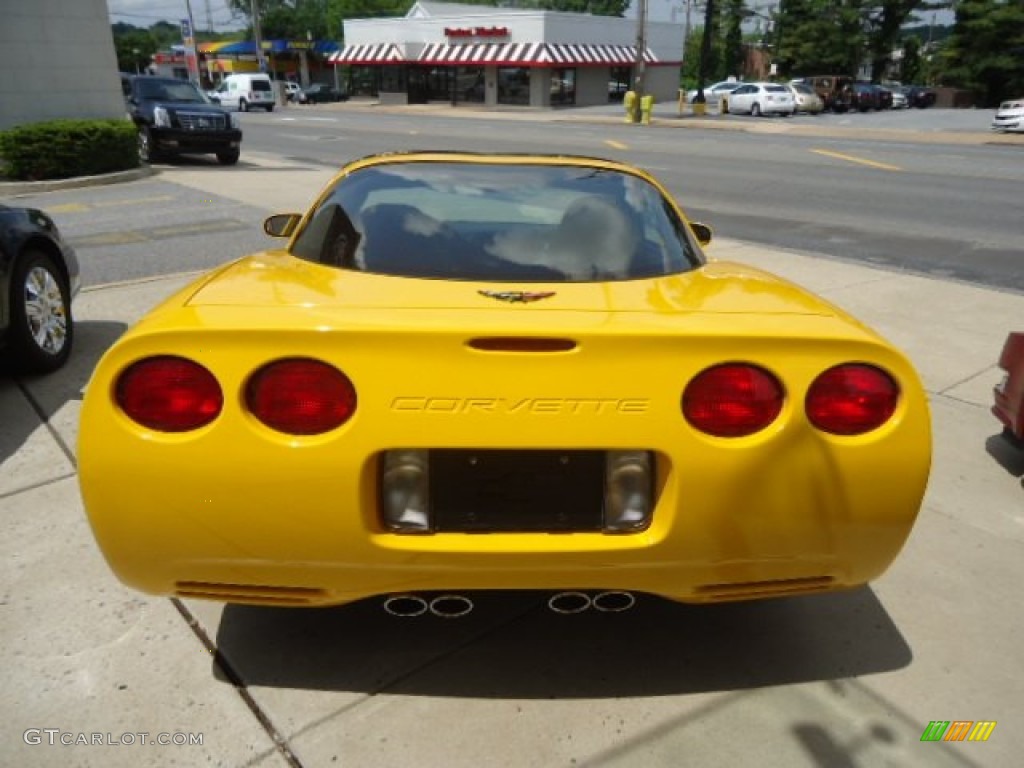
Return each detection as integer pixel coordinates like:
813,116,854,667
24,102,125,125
0,119,138,181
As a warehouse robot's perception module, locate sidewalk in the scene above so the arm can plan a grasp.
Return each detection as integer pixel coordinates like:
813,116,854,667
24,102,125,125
2,151,1022,767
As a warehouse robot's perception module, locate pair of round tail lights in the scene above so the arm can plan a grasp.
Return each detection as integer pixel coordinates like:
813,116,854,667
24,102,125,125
114,357,897,438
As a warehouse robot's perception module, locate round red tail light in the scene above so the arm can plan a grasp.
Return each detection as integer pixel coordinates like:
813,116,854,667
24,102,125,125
115,356,223,432
806,364,899,435
683,364,784,437
246,359,356,435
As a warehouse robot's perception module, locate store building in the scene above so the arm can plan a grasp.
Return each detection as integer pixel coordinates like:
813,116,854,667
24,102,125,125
330,1,683,108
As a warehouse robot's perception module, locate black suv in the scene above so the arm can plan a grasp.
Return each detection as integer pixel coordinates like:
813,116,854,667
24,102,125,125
122,74,242,165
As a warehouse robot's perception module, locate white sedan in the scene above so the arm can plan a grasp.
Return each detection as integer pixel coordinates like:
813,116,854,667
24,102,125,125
726,83,795,117
685,80,742,104
992,98,1024,133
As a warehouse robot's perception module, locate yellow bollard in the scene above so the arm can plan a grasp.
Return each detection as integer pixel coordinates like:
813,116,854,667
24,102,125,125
624,90,637,122
641,94,654,125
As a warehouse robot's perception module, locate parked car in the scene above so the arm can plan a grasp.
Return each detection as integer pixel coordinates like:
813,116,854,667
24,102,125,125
298,83,348,104
123,74,242,165
685,79,742,104
850,83,882,111
0,206,79,374
211,73,276,112
903,85,937,109
726,83,795,116
282,81,302,103
885,86,908,109
788,82,824,114
993,332,1024,446
793,75,853,112
991,97,1024,133
78,152,931,611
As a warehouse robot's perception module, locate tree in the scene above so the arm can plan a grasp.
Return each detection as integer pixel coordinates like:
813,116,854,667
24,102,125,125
900,33,924,83
938,0,1024,106
720,0,745,79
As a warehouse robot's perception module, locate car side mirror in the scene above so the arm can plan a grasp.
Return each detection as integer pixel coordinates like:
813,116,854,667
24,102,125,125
264,213,302,238
689,221,713,246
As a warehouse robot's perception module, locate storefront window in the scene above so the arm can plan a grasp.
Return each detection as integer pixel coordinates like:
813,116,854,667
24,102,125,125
458,67,485,102
609,66,630,102
347,66,380,97
551,68,576,106
497,67,530,105
380,65,407,93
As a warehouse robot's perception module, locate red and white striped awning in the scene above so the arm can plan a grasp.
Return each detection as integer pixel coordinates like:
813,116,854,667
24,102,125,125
417,42,658,67
329,44,404,65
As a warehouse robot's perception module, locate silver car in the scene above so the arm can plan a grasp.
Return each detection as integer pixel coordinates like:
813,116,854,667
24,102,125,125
788,83,824,114
726,83,796,116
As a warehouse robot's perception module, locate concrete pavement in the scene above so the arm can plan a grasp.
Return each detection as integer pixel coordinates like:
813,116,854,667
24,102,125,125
2,141,1022,767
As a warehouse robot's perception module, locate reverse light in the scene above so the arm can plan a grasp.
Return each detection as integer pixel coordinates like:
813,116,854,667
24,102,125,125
115,356,222,432
245,359,356,435
603,451,653,532
683,364,784,437
380,450,430,532
806,363,899,435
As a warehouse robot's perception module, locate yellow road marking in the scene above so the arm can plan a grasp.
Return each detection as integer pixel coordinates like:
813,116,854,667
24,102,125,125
811,149,902,171
605,140,629,150
92,195,176,208
47,203,88,213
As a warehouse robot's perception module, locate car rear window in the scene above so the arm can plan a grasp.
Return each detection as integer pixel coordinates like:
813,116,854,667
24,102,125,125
252,80,272,92
289,160,703,282
765,85,788,93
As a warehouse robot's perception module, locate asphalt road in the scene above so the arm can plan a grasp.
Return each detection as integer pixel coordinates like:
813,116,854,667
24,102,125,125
239,106,1024,294
3,105,1021,295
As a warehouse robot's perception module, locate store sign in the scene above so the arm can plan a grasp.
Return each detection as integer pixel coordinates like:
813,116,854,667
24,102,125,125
444,26,509,39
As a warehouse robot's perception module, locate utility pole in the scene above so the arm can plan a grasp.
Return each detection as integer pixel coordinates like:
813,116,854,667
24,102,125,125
694,0,715,107
250,0,266,73
631,0,647,123
183,0,201,85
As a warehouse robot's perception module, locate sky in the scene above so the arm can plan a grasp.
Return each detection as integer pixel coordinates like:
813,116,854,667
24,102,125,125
107,1,956,34
107,0,245,32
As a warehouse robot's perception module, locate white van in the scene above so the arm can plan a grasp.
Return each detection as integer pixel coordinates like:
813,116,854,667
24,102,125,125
213,73,276,112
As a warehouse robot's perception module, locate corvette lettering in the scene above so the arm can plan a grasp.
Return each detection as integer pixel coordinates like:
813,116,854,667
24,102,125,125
391,397,649,414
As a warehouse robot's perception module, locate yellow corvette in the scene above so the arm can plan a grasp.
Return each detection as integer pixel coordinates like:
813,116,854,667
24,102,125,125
79,152,931,615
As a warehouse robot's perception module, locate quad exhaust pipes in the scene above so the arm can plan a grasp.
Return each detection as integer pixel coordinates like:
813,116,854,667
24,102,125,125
383,593,474,618
383,591,635,617
548,590,636,614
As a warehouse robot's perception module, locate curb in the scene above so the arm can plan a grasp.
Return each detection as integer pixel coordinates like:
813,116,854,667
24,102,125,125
0,165,156,197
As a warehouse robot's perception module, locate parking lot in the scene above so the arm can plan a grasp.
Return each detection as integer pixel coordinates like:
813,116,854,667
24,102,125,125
2,111,1022,767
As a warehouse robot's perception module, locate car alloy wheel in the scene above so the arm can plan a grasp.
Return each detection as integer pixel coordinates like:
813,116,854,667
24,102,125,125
239,99,249,112
7,250,72,373
138,127,156,163
751,103,761,117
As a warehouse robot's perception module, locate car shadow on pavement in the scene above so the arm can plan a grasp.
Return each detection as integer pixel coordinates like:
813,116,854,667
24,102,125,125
214,588,910,698
0,320,125,468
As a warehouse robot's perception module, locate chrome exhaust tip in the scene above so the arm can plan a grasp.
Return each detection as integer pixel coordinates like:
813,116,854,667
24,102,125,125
547,591,592,614
592,590,636,613
383,594,429,617
429,594,474,618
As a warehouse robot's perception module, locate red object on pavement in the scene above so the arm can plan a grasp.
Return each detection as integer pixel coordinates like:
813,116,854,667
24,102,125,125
993,332,1024,444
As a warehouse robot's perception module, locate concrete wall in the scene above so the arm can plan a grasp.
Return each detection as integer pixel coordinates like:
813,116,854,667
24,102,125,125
0,0,125,131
